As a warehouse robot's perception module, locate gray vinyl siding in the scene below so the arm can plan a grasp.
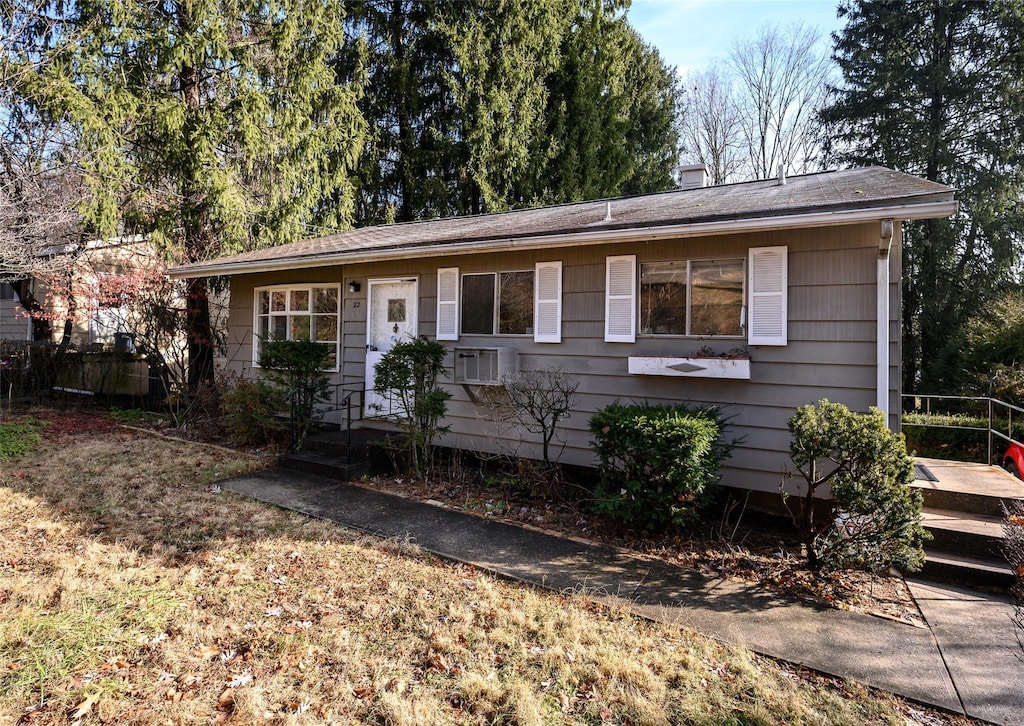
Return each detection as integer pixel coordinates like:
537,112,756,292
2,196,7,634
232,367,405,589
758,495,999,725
222,222,900,495
0,298,30,340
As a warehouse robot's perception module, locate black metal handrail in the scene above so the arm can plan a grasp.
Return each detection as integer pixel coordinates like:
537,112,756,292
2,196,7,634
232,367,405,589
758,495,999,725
286,381,363,453
338,388,361,456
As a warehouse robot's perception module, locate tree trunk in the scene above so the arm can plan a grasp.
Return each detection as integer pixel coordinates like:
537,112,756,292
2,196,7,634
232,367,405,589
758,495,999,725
11,279,53,342
177,3,216,390
185,276,215,390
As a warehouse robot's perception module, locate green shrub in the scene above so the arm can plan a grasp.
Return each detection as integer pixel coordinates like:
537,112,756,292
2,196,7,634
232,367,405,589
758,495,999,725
220,373,287,447
932,291,1024,405
372,338,451,478
258,339,332,450
901,412,990,461
786,400,928,573
0,418,45,461
109,408,164,426
590,403,731,531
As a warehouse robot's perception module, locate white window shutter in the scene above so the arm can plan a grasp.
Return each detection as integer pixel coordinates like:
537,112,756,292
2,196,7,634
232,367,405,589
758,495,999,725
534,261,562,343
748,246,787,346
605,255,636,342
436,267,459,341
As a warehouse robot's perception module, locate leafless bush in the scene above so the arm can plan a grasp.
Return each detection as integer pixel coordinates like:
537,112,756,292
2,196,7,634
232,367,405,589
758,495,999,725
500,367,580,466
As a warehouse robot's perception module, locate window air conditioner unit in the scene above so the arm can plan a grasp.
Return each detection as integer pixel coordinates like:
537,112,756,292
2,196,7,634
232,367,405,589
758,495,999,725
454,347,519,385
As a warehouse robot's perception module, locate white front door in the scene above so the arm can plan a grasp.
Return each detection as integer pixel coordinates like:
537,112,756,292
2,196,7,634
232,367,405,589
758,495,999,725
364,278,418,417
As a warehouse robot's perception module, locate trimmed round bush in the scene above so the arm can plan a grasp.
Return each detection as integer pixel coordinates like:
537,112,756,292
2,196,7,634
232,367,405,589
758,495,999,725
590,403,731,531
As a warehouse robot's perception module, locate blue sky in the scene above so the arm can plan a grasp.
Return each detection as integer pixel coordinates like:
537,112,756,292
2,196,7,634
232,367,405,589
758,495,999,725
627,0,845,74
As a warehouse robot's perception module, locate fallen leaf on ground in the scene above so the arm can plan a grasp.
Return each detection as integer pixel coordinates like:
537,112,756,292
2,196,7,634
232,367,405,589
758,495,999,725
69,692,99,725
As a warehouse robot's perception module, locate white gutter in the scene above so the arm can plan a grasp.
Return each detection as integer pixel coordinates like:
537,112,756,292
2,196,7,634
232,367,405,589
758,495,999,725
877,219,895,420
168,199,958,279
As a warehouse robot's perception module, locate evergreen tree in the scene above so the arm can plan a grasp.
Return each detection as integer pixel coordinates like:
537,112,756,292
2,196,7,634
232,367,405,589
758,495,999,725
820,0,1024,392
446,0,570,212
12,0,366,385
535,1,682,203
338,0,465,224
337,0,682,224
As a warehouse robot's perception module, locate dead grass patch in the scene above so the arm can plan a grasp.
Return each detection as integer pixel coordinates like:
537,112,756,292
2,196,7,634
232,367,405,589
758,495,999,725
0,410,973,724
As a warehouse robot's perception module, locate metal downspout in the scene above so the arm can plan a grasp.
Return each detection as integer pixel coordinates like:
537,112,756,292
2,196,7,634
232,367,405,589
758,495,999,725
878,219,894,421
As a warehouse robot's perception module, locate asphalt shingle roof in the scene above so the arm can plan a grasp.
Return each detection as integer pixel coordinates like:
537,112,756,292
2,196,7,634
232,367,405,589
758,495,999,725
169,166,955,277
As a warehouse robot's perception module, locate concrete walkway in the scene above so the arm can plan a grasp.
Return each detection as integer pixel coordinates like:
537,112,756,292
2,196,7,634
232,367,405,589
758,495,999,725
223,468,1024,725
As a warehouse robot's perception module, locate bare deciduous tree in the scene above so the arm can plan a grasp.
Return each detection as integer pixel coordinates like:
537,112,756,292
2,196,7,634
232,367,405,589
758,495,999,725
729,23,831,179
680,65,744,185
1,1,86,339
0,141,84,285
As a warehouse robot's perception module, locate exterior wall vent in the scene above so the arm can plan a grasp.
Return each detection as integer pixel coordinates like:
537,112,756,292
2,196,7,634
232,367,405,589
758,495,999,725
678,164,709,189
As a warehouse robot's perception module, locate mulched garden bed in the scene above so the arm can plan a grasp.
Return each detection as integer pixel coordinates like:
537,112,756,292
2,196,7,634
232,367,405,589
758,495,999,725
349,465,926,628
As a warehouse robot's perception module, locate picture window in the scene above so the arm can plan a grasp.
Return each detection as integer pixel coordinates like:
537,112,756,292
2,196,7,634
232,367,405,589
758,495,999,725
640,258,744,337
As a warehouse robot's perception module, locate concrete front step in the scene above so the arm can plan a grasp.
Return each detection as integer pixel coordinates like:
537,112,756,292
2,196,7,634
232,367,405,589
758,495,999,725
912,457,1024,516
919,549,1016,592
908,459,1022,590
303,427,394,457
918,505,1016,591
915,486,1019,517
920,507,1006,559
278,451,367,482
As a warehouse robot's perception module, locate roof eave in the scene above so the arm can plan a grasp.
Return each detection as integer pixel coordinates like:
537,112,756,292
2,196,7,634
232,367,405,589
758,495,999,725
167,198,958,279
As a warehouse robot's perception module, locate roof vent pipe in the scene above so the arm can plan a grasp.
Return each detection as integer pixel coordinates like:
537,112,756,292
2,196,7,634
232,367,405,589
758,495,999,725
603,201,613,222
778,163,787,185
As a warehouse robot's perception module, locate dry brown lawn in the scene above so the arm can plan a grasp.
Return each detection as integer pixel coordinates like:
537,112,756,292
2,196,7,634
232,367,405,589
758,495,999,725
0,410,973,725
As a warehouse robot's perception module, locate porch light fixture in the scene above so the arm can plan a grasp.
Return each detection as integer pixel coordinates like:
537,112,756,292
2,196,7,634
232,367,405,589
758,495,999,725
347,280,361,293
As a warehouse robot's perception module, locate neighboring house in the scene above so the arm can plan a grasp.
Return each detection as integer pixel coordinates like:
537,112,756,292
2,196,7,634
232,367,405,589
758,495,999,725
168,166,957,496
0,282,33,340
1,236,198,399
0,235,157,346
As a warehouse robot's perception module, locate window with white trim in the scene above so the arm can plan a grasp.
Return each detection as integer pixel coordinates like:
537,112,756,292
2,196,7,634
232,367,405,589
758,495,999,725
0,282,15,301
640,258,745,337
444,263,563,343
460,270,535,336
254,284,340,369
605,247,787,345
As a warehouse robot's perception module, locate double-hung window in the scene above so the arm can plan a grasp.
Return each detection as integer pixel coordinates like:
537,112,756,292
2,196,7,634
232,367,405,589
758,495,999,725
254,284,340,369
437,262,562,343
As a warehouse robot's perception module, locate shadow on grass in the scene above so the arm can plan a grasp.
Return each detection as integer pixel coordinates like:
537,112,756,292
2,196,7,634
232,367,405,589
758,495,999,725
0,411,358,568
220,467,807,618
4,409,823,619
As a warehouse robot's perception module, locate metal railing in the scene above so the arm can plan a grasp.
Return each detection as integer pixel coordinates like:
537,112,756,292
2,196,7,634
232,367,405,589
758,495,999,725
286,382,363,454
901,394,1024,466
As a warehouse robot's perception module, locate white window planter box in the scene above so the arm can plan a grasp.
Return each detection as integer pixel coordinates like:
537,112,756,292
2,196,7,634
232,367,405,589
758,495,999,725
627,356,751,380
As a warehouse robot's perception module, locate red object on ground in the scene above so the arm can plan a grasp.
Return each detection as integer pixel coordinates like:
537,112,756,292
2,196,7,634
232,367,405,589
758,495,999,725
1002,441,1024,479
